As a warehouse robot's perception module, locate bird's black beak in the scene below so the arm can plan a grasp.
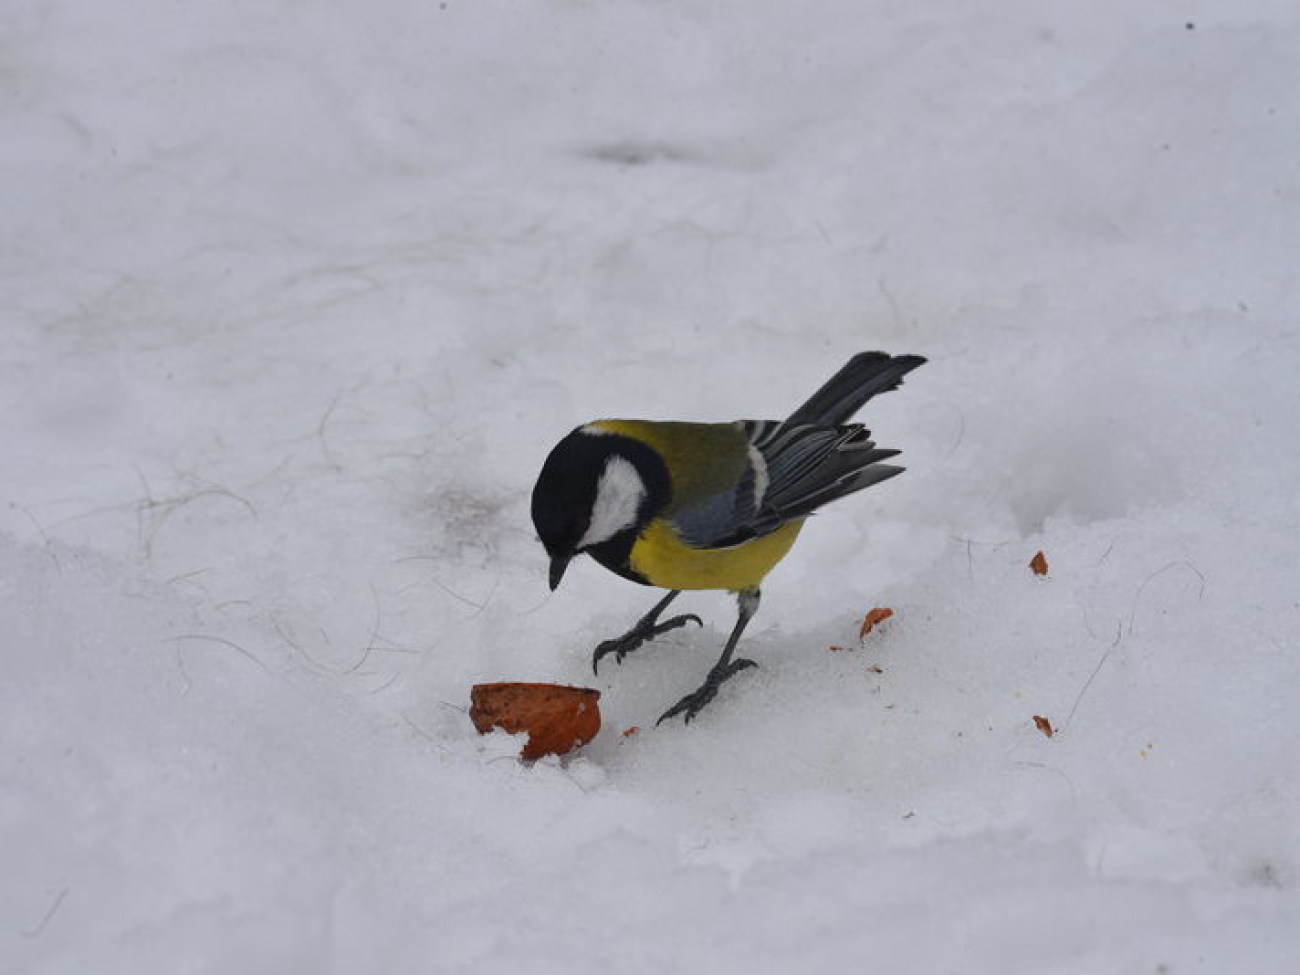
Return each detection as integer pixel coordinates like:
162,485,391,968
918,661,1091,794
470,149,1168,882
548,553,572,591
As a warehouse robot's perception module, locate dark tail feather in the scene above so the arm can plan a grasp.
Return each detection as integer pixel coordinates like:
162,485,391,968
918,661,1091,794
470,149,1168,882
786,352,927,426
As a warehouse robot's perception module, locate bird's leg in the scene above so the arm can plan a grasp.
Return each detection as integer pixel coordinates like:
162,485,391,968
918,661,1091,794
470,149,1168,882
657,589,760,725
592,590,703,674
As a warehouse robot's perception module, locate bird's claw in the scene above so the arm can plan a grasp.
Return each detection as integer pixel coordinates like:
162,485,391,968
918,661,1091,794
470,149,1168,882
592,613,703,675
656,658,757,725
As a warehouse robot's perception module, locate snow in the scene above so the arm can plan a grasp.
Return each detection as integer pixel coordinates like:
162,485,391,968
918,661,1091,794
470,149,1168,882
4,1,1300,971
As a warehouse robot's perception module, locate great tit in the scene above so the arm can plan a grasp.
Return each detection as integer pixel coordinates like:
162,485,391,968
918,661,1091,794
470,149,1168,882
531,351,926,725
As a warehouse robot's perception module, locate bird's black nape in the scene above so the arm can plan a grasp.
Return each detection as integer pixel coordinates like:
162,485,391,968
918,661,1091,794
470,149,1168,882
530,427,604,572
530,426,670,590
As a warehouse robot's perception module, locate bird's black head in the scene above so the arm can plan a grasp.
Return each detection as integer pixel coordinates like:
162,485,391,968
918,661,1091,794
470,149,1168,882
531,425,668,590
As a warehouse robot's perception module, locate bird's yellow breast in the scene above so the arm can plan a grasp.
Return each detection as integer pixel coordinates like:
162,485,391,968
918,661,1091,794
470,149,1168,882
629,518,805,592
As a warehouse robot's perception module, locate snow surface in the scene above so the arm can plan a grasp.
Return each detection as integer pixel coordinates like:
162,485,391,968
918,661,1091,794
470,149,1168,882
4,1,1300,972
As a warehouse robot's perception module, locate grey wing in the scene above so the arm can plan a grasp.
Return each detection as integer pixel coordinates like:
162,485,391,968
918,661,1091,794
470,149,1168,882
671,420,904,550
748,420,904,524
670,460,764,550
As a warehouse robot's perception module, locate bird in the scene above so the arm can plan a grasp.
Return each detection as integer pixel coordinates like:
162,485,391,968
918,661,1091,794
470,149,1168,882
531,351,926,725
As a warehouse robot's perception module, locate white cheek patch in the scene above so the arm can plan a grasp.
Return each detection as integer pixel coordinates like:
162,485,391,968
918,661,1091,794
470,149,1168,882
579,455,646,549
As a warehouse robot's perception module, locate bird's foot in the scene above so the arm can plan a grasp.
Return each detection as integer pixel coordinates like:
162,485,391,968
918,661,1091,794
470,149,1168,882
592,613,703,675
656,658,757,726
